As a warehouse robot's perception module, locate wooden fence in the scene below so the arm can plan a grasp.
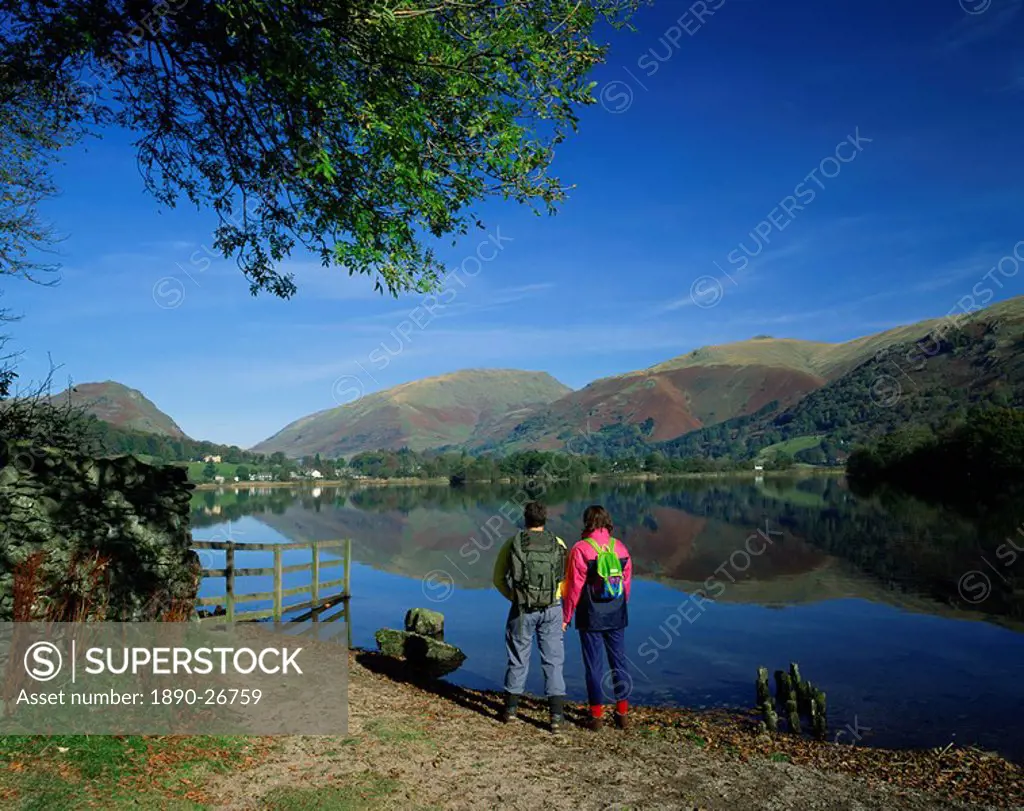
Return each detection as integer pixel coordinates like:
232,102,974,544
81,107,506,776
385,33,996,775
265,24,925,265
191,539,351,644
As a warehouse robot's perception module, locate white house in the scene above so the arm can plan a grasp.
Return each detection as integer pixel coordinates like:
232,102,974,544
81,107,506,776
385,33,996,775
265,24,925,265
309,469,323,479
753,463,764,472
213,475,225,484
203,455,222,463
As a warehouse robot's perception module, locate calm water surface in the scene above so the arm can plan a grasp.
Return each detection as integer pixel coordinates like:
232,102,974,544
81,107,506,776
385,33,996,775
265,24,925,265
190,476,1024,761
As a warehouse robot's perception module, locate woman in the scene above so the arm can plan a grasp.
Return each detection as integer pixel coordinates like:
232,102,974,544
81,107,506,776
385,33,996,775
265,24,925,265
562,505,632,730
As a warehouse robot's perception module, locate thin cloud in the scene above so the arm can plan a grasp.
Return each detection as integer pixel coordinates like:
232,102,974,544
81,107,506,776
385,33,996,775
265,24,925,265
938,0,1022,53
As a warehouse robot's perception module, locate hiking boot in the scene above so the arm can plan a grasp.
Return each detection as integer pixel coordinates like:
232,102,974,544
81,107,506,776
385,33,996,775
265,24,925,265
549,695,565,733
613,712,629,731
583,715,604,731
500,693,520,723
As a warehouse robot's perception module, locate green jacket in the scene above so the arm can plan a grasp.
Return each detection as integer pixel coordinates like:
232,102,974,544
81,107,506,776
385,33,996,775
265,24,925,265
492,529,568,602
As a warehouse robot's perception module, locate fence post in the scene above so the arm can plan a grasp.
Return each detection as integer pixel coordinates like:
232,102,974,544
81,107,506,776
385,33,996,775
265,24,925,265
273,545,283,622
345,538,352,597
345,538,352,649
311,541,320,621
225,542,235,623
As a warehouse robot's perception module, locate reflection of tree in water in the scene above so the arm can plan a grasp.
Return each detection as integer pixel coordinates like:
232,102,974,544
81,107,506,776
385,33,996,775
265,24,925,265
190,477,1024,619
191,487,302,527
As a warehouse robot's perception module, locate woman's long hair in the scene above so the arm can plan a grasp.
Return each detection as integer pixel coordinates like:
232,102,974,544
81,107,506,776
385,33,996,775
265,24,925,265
581,505,614,539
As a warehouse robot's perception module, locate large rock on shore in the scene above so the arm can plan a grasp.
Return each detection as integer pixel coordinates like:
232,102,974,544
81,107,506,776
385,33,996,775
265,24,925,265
375,628,466,678
405,607,445,640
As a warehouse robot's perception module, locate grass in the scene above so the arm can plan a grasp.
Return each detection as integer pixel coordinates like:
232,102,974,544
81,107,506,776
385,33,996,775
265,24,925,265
184,462,245,483
757,434,824,459
770,752,792,763
0,734,267,809
682,731,707,748
362,720,433,746
262,775,401,811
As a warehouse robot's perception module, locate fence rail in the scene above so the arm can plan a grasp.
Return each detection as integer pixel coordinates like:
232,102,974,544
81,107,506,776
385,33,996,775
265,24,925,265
191,538,351,645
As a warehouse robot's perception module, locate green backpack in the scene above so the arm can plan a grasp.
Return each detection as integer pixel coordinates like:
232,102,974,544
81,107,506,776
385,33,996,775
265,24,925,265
507,530,565,611
584,536,625,600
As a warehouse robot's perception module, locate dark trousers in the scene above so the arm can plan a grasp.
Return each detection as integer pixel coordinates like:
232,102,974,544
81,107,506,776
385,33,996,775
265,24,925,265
579,628,630,706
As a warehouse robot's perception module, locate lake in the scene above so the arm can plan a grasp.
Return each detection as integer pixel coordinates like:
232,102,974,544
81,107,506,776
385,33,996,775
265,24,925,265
190,475,1024,761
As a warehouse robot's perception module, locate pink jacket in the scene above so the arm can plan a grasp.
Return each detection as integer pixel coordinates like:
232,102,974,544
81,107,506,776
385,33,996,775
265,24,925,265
562,528,632,627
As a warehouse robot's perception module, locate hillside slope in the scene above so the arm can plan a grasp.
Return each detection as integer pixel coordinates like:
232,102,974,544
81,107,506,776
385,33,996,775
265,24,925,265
476,363,825,452
661,296,1024,461
253,369,571,457
483,299,1024,455
50,381,187,438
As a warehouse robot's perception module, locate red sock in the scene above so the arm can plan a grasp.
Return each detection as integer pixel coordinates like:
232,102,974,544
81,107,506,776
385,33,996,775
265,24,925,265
589,705,604,718
615,700,628,715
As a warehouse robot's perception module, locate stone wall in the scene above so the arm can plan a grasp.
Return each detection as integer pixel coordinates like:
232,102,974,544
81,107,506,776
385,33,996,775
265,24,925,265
0,439,199,621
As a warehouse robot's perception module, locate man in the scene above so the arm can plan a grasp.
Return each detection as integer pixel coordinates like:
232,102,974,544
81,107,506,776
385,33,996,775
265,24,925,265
492,501,568,732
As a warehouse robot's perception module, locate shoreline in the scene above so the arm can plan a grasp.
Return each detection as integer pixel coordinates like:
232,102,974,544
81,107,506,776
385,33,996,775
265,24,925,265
195,649,1022,809
191,467,847,490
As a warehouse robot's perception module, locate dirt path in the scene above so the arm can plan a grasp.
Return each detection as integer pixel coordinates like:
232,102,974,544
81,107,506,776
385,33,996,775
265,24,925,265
198,652,1021,810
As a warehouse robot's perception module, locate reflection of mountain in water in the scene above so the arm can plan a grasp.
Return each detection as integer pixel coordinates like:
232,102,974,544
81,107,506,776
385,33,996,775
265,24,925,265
190,477,1024,623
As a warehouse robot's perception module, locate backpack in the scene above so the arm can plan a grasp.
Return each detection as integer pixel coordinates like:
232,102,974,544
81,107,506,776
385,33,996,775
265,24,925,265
584,536,625,600
507,530,565,611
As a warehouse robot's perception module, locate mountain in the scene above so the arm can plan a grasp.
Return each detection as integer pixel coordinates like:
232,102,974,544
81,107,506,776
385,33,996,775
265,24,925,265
479,304,1016,455
474,361,827,452
660,296,1024,462
254,296,1024,460
252,369,572,458
52,381,188,438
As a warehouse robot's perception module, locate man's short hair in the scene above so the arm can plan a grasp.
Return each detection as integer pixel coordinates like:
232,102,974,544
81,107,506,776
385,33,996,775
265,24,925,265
524,501,547,528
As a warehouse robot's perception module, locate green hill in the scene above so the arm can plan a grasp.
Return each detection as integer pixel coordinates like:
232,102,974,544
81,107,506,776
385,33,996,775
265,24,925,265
252,369,572,458
659,296,1024,462
50,381,188,438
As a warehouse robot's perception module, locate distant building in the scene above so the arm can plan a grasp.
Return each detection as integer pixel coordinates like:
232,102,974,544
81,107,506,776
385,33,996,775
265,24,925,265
203,455,222,463
214,475,225,484
753,463,764,471
309,469,323,479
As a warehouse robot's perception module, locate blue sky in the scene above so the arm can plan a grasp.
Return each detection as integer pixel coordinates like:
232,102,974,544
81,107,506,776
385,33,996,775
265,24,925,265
9,0,1024,447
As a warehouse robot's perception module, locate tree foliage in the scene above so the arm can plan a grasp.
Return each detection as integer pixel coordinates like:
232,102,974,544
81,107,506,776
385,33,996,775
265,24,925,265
847,407,1024,510
1,0,641,295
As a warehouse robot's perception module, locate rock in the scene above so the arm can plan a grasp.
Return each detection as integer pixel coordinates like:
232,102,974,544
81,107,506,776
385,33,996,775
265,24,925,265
375,628,466,678
405,607,445,640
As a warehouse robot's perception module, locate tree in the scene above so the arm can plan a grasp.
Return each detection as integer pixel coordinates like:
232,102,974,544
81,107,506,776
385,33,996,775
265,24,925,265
236,464,250,481
202,460,218,481
1,0,642,297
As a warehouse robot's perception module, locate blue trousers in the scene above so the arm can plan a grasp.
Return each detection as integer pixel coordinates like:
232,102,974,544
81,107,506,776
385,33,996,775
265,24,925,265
580,628,630,706
504,604,566,697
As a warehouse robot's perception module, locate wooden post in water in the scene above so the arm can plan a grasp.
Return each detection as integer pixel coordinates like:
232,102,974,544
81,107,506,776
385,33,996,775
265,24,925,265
761,700,778,733
799,680,814,716
273,545,283,622
811,689,827,740
756,667,771,706
775,671,791,707
786,698,801,735
225,542,235,623
311,541,320,621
